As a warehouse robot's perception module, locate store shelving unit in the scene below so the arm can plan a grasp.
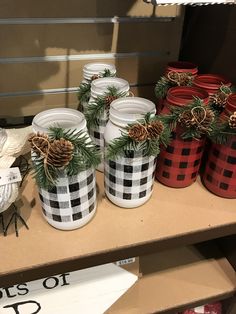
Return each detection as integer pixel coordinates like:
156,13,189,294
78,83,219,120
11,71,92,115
1,172,236,312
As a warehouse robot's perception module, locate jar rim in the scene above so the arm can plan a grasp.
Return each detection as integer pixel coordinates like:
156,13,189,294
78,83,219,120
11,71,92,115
90,77,129,97
32,108,86,133
83,63,116,80
109,97,156,127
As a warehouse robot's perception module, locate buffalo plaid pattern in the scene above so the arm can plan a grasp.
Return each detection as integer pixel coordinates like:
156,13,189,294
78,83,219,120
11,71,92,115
156,132,205,187
38,169,96,223
203,138,236,198
88,112,107,169
104,153,156,200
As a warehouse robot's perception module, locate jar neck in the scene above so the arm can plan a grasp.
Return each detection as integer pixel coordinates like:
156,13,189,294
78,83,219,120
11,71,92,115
32,108,86,133
90,77,129,99
193,74,231,94
167,61,198,76
83,63,116,81
109,97,156,127
167,86,209,107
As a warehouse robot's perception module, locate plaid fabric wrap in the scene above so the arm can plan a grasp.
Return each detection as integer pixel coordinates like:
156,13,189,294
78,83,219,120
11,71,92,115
38,168,96,223
104,153,156,200
156,132,205,188
202,137,236,198
89,111,107,159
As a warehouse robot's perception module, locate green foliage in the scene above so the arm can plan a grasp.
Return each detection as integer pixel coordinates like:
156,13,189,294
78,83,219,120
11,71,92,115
159,98,215,140
77,69,115,106
85,86,127,129
106,113,171,160
155,76,172,99
77,82,91,104
209,119,236,145
32,127,101,190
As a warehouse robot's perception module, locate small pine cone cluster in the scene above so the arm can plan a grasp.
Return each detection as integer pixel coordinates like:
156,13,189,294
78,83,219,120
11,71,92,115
29,133,74,168
91,74,100,81
210,92,228,109
178,108,214,133
147,121,164,139
178,110,196,128
105,95,118,107
229,112,236,129
47,139,74,167
196,109,215,133
29,133,50,155
168,71,193,86
128,124,147,142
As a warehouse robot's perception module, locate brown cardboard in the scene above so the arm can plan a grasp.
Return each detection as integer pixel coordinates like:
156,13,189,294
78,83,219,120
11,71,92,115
115,257,141,278
1,172,236,288
107,243,236,313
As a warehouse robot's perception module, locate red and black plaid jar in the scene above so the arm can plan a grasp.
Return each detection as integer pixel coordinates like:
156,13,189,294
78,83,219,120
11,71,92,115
193,74,231,96
156,86,209,188
202,94,236,198
156,61,198,114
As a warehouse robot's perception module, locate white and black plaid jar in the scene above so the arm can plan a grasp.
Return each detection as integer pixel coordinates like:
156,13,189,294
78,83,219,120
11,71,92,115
88,77,130,172
80,63,116,113
104,97,156,208
32,108,97,230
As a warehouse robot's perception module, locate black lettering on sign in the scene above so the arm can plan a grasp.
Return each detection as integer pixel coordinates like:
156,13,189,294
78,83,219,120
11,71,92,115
3,300,41,314
42,276,59,289
4,286,17,298
17,284,29,296
59,273,70,286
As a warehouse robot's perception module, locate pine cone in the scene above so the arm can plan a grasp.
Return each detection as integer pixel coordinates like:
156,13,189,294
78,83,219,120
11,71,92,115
210,92,228,109
91,74,100,81
229,112,236,129
47,138,74,167
29,133,49,155
178,110,196,128
105,95,118,107
128,124,148,142
196,108,215,133
147,121,164,139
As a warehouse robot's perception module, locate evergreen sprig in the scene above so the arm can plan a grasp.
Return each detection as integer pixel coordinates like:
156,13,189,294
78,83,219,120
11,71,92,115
106,113,171,160
77,69,115,105
209,118,236,145
85,86,127,129
31,127,101,190
155,72,193,99
159,98,215,140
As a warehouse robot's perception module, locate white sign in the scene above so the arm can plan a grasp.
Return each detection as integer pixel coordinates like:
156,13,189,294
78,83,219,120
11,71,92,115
0,263,137,314
0,167,22,186
144,0,235,5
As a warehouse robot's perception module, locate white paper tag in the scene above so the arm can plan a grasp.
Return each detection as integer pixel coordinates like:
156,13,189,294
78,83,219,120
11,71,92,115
194,305,205,313
0,167,22,186
116,258,136,266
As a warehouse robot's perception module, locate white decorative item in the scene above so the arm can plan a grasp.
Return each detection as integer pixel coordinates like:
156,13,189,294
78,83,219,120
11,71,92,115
104,97,157,208
88,77,130,172
80,63,116,113
0,126,32,216
32,108,97,230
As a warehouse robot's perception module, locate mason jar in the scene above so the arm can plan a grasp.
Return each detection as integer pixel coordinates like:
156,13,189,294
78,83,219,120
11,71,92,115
88,77,130,172
79,63,116,113
32,108,97,230
104,97,156,208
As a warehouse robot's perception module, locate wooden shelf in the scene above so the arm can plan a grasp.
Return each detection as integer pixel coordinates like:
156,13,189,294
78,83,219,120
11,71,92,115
1,172,236,287
107,243,236,314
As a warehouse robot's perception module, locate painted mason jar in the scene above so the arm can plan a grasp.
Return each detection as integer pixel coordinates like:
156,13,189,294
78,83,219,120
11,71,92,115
202,94,236,198
156,86,210,188
86,77,130,172
32,108,97,230
193,74,231,96
155,61,198,114
104,97,157,208
78,63,116,113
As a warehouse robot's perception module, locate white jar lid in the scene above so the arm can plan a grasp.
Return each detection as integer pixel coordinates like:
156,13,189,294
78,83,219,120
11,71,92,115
90,77,129,98
109,97,156,127
83,63,116,80
32,108,86,133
